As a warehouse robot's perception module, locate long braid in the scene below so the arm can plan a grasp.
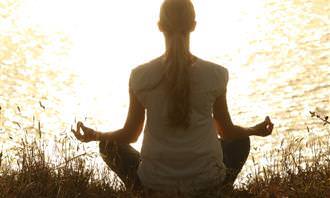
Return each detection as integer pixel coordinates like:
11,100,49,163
160,0,195,128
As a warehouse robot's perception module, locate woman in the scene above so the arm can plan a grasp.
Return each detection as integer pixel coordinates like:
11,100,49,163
72,0,274,196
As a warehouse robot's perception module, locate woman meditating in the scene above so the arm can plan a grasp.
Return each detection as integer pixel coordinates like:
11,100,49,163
72,0,274,196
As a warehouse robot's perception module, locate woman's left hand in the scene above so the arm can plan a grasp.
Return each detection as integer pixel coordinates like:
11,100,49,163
71,121,97,142
253,116,274,137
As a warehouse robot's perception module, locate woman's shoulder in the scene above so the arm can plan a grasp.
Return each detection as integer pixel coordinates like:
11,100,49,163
196,58,228,77
132,56,163,74
129,56,164,91
132,56,228,76
192,57,229,84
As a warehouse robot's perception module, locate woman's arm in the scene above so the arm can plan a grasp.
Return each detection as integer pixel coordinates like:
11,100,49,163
72,89,145,144
213,91,273,140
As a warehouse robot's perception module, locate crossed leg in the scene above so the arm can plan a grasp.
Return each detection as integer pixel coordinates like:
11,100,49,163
221,137,251,187
99,137,250,192
99,140,141,191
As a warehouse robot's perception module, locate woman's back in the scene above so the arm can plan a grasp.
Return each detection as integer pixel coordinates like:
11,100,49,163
72,0,273,195
130,56,228,191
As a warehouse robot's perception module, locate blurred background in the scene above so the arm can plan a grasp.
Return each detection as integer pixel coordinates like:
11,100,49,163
0,0,329,172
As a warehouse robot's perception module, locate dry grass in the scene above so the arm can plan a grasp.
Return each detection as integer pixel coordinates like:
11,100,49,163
0,137,134,198
0,114,329,197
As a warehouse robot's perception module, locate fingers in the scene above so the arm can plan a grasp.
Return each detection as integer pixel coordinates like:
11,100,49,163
268,122,274,132
71,127,82,140
265,116,274,134
265,116,270,122
259,116,274,136
81,124,88,132
265,116,273,125
77,121,83,130
80,123,94,135
71,121,85,141
72,121,95,143
264,116,273,126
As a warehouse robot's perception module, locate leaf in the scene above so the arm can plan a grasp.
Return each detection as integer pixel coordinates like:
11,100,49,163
24,126,34,131
39,101,45,110
38,121,41,138
325,116,329,121
13,121,21,128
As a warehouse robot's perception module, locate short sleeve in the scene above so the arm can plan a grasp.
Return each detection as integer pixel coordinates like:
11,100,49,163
214,67,229,97
129,69,137,93
129,68,147,107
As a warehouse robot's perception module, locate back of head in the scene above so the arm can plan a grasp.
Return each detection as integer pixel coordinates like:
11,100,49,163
159,0,196,35
159,0,196,128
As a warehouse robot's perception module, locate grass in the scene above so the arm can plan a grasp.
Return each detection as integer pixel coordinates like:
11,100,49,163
0,113,329,197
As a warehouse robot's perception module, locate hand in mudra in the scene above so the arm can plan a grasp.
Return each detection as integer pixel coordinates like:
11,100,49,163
71,121,97,142
253,116,274,137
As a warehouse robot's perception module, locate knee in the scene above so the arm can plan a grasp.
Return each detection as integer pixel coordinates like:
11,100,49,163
242,137,250,149
231,137,250,158
232,137,250,169
99,140,107,156
240,137,250,155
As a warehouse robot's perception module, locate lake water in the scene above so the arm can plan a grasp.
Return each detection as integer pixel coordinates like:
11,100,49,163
0,0,329,179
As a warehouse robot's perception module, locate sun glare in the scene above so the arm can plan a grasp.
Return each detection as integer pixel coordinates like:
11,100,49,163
19,0,265,70
17,0,267,149
2,0,329,183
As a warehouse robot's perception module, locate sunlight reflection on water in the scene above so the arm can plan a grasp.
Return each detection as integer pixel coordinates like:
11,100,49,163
0,0,329,181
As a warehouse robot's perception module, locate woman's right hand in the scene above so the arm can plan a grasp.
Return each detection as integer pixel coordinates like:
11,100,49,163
71,121,98,142
253,116,274,137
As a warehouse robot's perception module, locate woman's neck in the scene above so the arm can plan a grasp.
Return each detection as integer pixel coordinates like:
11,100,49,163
164,34,194,59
